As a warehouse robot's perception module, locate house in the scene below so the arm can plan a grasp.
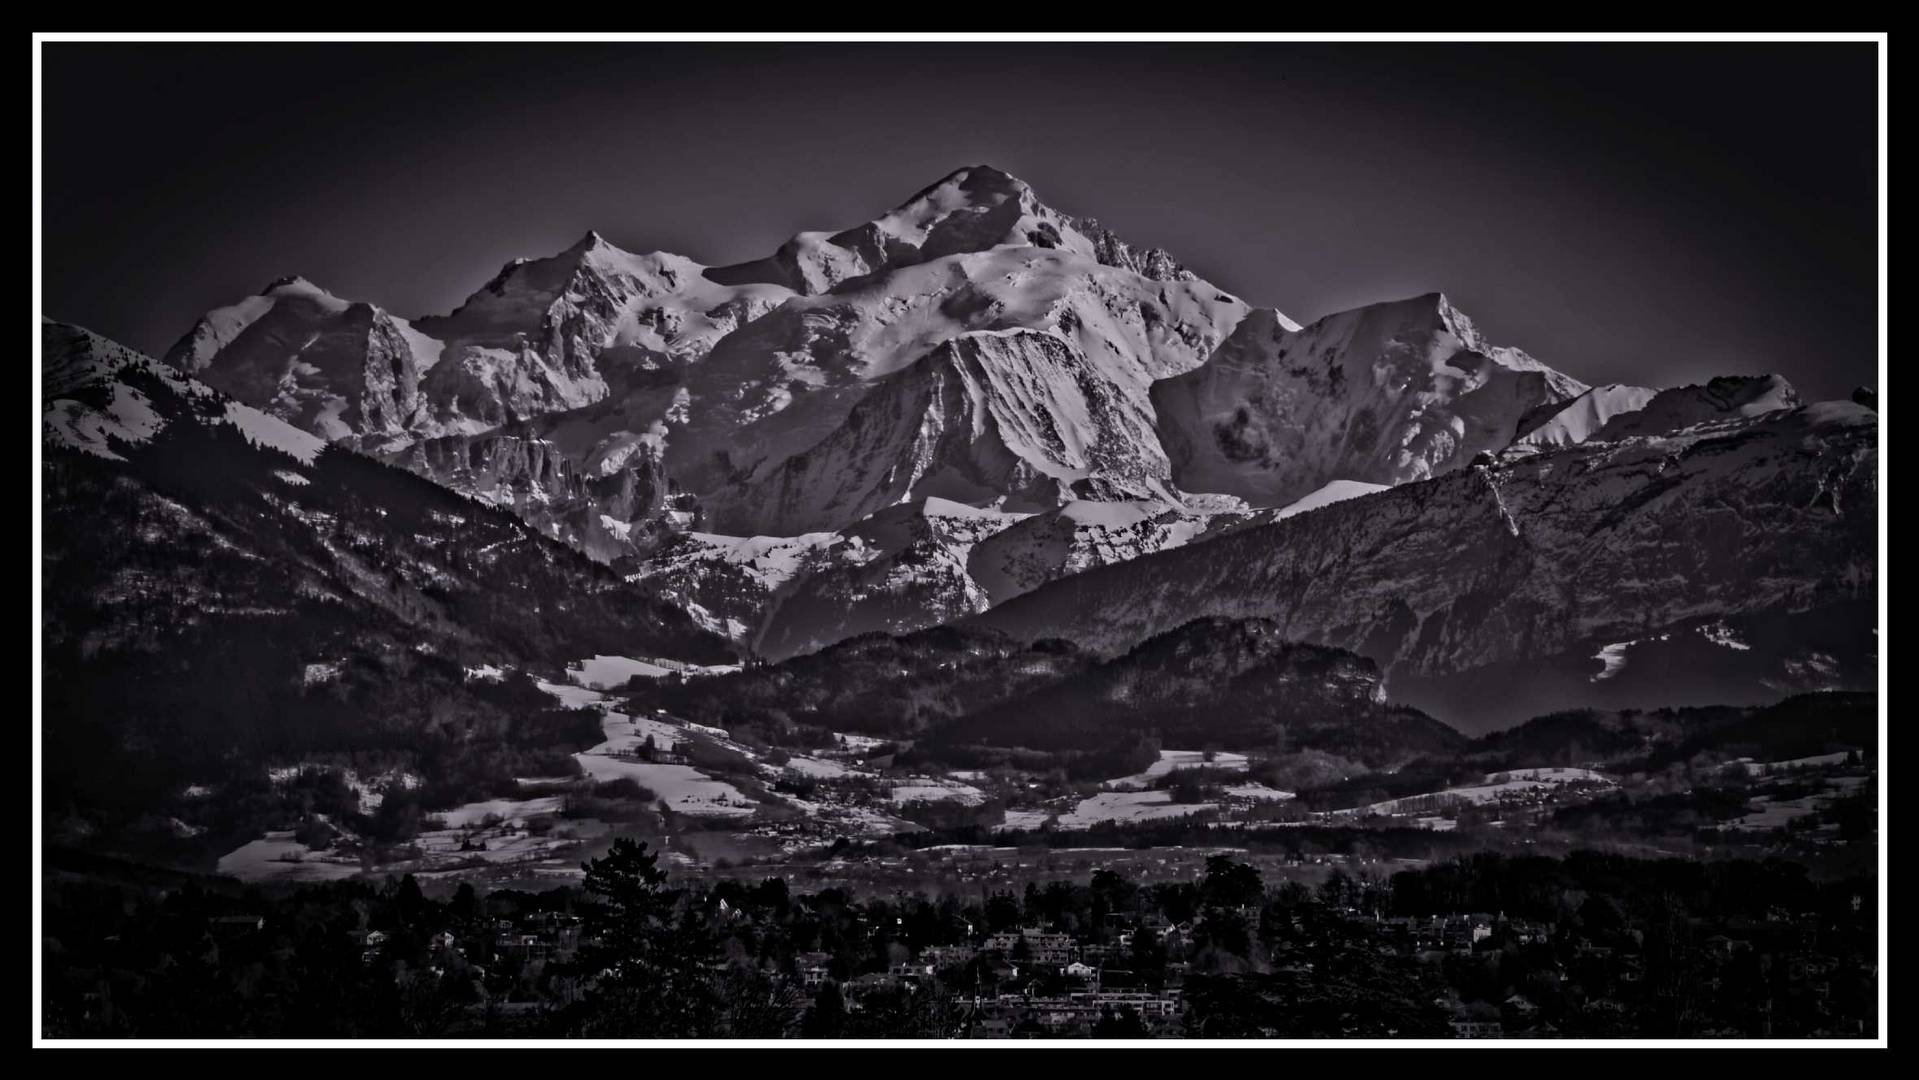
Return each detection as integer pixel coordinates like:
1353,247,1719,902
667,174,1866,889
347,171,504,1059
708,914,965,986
796,951,833,987
495,934,553,964
351,929,389,965
1064,961,1098,981
1450,1020,1505,1038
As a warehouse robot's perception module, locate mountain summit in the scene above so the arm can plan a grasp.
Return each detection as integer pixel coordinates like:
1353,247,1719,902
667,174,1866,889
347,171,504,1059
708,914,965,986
706,165,1202,294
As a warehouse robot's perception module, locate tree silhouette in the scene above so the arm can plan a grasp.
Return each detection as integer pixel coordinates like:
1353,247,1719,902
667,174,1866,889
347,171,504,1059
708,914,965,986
565,838,719,1036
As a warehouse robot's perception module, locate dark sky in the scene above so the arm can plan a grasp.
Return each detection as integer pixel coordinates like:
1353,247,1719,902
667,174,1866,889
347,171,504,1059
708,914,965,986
42,42,1879,399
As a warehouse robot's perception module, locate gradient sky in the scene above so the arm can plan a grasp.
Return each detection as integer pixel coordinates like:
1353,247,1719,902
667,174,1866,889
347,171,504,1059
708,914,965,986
42,41,1879,399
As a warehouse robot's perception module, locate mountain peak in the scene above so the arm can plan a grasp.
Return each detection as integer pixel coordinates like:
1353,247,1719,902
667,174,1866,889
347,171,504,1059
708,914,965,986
567,228,610,253
262,274,323,295
707,162,1204,295
902,164,1031,206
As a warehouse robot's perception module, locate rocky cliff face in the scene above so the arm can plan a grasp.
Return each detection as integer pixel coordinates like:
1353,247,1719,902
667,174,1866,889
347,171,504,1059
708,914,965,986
701,328,1186,536
1152,295,1587,507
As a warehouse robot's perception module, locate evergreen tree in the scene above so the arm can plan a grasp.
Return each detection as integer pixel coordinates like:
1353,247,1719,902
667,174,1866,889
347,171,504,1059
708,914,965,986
565,838,720,1036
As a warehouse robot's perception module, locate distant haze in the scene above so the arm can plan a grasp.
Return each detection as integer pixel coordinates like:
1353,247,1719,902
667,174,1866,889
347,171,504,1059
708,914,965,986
42,42,1877,400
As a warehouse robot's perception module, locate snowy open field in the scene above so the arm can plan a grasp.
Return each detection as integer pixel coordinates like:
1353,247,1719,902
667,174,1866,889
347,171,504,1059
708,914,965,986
217,832,364,883
1105,750,1250,790
572,717,757,818
534,679,609,710
1222,782,1296,802
566,654,675,689
436,795,564,829
1056,791,1219,829
782,755,859,779
573,756,756,817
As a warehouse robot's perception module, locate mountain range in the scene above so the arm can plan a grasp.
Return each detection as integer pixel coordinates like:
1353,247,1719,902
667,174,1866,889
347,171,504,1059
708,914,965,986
46,164,1878,745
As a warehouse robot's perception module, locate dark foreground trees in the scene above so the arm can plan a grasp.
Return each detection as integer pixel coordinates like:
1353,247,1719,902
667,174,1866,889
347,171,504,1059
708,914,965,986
42,848,1876,1039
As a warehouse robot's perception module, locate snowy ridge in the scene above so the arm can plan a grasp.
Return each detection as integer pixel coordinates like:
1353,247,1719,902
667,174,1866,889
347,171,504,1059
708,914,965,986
704,165,1229,295
1152,295,1589,508
1587,374,1800,441
44,321,326,468
1512,384,1660,447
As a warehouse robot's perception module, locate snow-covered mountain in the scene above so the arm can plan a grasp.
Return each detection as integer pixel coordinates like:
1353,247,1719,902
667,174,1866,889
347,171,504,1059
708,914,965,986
146,165,1860,675
667,240,1249,523
165,167,1253,558
162,236,792,555
1151,294,1588,507
164,276,444,446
